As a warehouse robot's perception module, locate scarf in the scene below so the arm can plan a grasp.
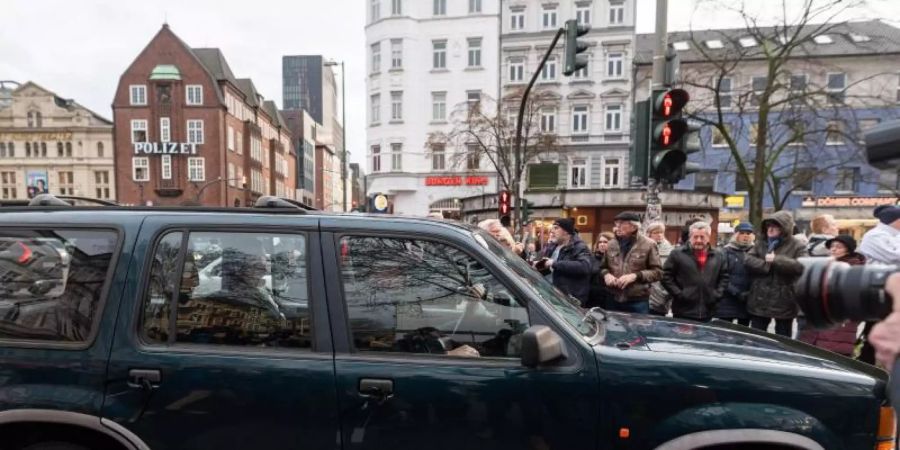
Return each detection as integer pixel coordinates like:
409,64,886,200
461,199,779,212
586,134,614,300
694,248,708,271
618,235,636,257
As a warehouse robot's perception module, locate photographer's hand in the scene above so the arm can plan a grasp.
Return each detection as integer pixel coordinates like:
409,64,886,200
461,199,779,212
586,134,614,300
869,273,900,371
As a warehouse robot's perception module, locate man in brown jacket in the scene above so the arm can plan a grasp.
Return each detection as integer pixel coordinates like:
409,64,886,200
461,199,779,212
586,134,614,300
600,212,663,314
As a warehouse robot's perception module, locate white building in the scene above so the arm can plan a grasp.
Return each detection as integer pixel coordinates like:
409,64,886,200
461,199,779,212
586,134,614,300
365,0,502,216
500,0,636,192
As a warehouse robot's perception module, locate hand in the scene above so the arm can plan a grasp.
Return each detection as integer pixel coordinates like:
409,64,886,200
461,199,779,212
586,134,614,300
765,252,776,263
547,259,555,269
447,344,481,358
513,242,525,254
617,273,638,288
604,274,618,286
870,273,900,371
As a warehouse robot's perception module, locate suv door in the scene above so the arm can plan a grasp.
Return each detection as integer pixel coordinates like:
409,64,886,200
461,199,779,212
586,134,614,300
323,225,600,450
102,216,339,450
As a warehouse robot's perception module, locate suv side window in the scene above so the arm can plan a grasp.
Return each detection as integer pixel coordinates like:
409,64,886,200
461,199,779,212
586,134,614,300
0,228,118,342
339,236,529,358
142,231,312,350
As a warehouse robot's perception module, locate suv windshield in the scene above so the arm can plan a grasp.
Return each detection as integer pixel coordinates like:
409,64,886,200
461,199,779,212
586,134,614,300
474,230,595,336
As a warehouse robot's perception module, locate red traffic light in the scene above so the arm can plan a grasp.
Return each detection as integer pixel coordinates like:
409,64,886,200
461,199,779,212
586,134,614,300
653,89,689,118
498,190,511,215
653,120,687,148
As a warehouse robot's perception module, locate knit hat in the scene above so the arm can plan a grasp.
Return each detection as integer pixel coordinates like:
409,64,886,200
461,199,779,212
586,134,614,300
874,205,900,225
734,222,754,233
553,218,577,236
614,211,641,222
825,235,857,254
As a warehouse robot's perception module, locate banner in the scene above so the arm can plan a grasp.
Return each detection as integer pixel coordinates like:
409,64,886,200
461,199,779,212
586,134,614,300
26,170,49,199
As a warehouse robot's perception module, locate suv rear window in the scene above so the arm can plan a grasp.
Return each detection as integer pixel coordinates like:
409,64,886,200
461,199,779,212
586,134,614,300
0,229,118,342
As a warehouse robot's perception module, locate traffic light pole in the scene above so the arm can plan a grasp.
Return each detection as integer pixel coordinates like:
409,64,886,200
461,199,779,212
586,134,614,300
645,0,669,225
513,27,565,237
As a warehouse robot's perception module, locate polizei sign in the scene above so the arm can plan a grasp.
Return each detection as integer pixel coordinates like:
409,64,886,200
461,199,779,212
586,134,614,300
133,142,198,155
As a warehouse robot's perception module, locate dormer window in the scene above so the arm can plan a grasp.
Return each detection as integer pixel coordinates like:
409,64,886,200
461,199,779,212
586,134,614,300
814,35,834,44
672,41,690,51
739,37,758,47
705,39,724,49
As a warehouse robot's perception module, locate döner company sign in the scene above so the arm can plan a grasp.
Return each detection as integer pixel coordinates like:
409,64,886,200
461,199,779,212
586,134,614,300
133,142,199,155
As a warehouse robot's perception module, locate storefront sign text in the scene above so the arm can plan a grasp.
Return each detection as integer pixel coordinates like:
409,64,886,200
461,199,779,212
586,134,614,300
133,142,198,155
425,176,489,186
0,132,74,141
801,196,899,208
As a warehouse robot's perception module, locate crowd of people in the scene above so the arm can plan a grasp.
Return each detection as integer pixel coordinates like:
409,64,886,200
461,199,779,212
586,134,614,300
477,204,900,364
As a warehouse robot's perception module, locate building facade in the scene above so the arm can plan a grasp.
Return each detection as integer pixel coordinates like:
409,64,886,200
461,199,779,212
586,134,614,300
0,81,115,202
282,109,318,206
365,0,502,216
635,20,900,236
315,144,336,210
113,25,296,207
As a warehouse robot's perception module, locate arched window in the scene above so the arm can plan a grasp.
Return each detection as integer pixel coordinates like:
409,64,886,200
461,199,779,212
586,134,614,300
35,112,42,127
26,112,34,128
97,142,104,158
7,142,13,157
65,142,72,157
25,142,31,157
57,142,64,157
0,142,5,158
41,142,47,156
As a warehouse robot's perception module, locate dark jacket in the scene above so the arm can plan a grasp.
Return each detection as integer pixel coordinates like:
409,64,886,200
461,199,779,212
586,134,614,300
546,236,593,304
745,211,808,319
662,244,730,320
796,252,866,356
588,252,613,307
600,234,662,301
715,240,754,320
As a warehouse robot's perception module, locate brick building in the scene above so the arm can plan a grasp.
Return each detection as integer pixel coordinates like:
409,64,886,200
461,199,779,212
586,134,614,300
112,24,296,207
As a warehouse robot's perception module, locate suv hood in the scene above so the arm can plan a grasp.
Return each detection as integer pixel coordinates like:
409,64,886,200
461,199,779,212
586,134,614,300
596,311,886,381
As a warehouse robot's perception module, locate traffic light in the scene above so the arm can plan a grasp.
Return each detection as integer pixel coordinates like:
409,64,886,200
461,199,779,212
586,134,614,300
563,20,590,76
521,200,535,224
630,99,650,184
649,88,691,182
498,190,511,218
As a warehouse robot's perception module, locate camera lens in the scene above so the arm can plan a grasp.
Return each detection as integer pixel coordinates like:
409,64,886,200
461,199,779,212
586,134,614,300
795,258,895,328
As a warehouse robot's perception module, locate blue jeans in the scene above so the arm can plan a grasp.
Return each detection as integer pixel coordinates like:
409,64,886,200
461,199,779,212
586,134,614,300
604,297,650,314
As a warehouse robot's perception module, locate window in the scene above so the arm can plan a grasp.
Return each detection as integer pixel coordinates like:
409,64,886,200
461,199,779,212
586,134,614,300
432,144,446,171
711,125,730,146
794,168,816,191
539,56,557,81
467,38,482,68
510,9,525,31
391,143,402,171
154,118,169,144
391,39,403,69
370,42,381,73
570,159,587,188
0,143,5,158
161,155,172,180
7,142,14,158
186,85,203,105
573,57,590,79
95,142,104,158
467,90,481,114
226,125,235,151
370,94,382,125
57,142,63,157
187,120,204,144
130,85,146,105
188,157,205,182
390,92,403,121
469,0,481,13
814,34,834,44
672,41,690,51
528,163,559,189
879,169,899,192
391,0,401,15
236,131,243,155
509,58,524,82
63,142,70,157
705,40,724,49
142,231,312,349
339,236,529,358
572,106,589,134
25,143,30,158
827,73,846,104
0,228,118,342
372,145,381,172
718,77,732,109
541,109,556,133
133,157,150,181
826,121,843,145
0,171,15,199
605,104,622,131
95,171,110,199
786,121,804,146
576,5,591,25
433,0,446,16
542,6,557,29
607,52,623,78
751,76,767,106
433,40,447,69
602,158,621,188
371,0,380,20
466,145,480,170
835,167,860,192
58,171,74,196
790,74,807,92
739,37,758,48
694,171,717,193
432,92,447,121
131,120,148,143
735,173,750,192
609,2,624,24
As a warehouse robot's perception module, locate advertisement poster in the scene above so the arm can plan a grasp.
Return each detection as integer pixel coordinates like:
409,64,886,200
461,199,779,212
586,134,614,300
26,170,49,199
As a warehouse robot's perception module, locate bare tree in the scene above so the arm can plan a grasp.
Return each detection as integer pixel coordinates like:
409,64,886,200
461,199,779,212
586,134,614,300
677,0,899,225
428,88,561,232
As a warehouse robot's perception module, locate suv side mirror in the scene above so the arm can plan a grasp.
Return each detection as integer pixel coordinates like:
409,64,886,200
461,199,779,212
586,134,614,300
521,325,564,368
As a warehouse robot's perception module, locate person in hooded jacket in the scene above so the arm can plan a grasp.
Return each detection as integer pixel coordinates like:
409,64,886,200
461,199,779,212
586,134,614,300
714,222,755,326
797,235,866,357
744,211,808,337
588,232,615,308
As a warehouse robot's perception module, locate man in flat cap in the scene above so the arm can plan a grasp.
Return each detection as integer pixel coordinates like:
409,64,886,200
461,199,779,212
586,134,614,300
599,212,662,314
535,218,593,305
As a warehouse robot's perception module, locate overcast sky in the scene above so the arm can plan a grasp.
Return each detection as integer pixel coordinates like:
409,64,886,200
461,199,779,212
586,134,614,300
1,0,895,166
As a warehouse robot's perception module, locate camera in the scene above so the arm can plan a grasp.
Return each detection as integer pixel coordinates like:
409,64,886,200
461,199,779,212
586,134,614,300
794,258,897,328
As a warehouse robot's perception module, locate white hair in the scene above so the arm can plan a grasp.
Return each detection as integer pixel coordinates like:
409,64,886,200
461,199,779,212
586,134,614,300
630,221,643,232
689,221,712,234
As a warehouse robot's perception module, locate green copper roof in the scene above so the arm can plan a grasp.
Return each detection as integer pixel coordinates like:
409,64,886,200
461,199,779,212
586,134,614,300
149,64,182,80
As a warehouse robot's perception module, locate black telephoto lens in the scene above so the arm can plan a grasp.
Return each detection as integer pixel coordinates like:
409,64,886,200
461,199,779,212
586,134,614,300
795,258,896,328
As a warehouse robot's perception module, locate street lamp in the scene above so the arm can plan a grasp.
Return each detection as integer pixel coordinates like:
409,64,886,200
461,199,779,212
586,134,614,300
323,59,348,212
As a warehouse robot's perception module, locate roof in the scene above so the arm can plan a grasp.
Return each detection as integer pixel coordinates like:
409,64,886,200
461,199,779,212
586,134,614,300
191,48,239,86
235,78,260,108
10,81,112,125
635,20,900,65
149,64,182,80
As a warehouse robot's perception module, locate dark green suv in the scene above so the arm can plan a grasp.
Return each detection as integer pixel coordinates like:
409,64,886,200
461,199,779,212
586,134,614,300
0,196,893,450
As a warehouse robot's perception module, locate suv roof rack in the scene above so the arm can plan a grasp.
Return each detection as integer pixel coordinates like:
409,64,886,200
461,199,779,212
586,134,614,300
27,194,118,207
254,196,316,212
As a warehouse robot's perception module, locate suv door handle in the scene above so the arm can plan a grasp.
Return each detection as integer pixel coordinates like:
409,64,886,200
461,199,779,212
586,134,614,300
359,378,393,400
128,369,161,390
